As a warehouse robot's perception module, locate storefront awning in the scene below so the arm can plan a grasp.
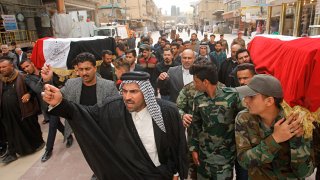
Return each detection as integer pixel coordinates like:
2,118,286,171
222,11,235,19
99,3,122,9
213,10,224,15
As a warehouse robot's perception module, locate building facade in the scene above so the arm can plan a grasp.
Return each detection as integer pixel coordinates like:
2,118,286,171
267,0,320,36
0,0,100,47
97,0,162,31
0,0,46,47
194,0,225,32
222,0,319,36
223,0,268,34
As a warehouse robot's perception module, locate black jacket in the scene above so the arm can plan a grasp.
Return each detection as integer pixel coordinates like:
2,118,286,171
50,96,188,180
155,61,179,96
218,57,238,87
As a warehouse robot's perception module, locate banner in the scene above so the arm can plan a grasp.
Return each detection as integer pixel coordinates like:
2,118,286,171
1,15,18,31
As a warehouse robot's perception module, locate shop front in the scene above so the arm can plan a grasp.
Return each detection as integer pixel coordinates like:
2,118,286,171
0,0,47,48
267,0,320,36
223,11,239,33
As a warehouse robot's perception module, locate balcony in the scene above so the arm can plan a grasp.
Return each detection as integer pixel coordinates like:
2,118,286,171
0,30,37,47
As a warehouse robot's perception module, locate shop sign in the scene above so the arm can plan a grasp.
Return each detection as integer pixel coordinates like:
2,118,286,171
1,15,18,31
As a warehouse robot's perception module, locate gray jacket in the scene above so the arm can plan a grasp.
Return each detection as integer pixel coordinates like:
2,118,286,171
61,76,118,139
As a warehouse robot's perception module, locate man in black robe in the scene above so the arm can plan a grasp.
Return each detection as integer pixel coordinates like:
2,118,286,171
0,57,44,164
42,71,188,180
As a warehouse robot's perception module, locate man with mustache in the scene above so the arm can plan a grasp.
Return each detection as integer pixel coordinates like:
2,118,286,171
41,52,118,178
170,42,182,64
0,57,44,164
236,63,256,86
209,41,227,71
42,71,188,180
155,48,179,101
137,44,158,91
19,59,71,162
125,49,145,72
97,50,114,81
233,63,256,180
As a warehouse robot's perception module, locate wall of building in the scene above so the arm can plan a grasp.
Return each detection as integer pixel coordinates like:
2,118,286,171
196,0,225,28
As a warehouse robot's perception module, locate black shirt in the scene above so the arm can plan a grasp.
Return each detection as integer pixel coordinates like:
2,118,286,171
98,63,114,81
133,64,146,72
218,57,238,87
208,41,216,52
155,61,179,95
80,84,97,106
173,55,182,65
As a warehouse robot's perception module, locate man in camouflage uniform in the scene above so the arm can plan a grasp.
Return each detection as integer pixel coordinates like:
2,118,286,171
177,80,226,179
189,60,240,180
176,81,197,179
235,74,314,179
177,82,197,128
231,32,246,49
218,34,229,54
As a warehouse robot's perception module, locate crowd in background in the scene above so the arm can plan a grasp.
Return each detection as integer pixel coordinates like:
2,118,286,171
0,30,319,180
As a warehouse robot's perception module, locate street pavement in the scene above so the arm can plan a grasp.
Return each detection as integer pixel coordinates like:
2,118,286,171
0,30,317,180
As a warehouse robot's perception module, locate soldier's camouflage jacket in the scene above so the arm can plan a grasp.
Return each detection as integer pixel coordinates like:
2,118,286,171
235,109,314,180
176,82,197,118
189,87,240,169
176,82,225,118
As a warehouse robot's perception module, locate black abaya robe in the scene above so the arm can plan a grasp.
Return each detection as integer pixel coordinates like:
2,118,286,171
0,82,44,156
50,96,188,180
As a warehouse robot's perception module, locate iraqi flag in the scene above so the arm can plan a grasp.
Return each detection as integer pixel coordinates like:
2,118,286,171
248,35,320,112
31,37,116,69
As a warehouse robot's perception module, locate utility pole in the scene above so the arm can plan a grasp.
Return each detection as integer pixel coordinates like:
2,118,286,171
111,0,114,22
125,0,127,24
191,5,196,29
56,0,66,14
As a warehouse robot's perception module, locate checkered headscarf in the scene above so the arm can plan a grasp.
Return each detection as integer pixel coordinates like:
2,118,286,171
119,80,166,133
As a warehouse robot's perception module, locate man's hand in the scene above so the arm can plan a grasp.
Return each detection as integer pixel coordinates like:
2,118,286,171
292,113,304,138
272,113,303,143
42,84,63,106
182,114,193,128
158,72,169,81
41,64,54,82
21,93,31,103
192,151,200,166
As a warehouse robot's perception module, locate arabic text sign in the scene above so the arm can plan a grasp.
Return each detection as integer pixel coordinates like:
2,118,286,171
1,15,18,31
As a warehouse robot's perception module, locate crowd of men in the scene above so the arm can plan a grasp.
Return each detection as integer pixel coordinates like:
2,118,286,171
0,31,319,180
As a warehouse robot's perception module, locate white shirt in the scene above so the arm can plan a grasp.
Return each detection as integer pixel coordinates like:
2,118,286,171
182,67,193,86
18,52,23,62
131,107,160,166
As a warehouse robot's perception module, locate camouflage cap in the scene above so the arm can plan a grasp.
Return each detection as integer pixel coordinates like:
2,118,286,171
235,74,283,98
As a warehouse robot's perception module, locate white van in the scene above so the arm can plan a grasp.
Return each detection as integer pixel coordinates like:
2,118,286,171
94,25,128,39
